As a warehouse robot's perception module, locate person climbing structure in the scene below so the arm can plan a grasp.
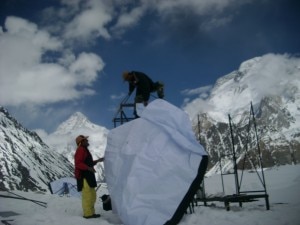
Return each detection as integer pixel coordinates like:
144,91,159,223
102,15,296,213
122,70,164,117
122,70,164,105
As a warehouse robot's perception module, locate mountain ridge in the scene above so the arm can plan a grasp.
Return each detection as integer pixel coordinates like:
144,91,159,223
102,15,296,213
0,106,74,192
186,54,300,172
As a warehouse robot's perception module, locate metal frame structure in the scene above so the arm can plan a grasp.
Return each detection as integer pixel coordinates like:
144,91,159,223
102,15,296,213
112,92,162,127
197,102,270,211
112,95,136,128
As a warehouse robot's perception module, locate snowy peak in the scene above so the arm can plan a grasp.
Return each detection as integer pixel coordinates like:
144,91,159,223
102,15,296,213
43,112,109,182
207,54,300,123
49,111,108,149
213,57,261,89
238,56,261,74
55,112,99,135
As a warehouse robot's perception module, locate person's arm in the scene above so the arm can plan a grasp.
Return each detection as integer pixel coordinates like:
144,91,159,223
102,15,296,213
132,72,139,84
94,157,104,165
129,82,135,95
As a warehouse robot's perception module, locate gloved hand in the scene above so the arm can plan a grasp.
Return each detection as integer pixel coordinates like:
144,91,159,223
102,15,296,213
96,157,104,163
88,167,96,173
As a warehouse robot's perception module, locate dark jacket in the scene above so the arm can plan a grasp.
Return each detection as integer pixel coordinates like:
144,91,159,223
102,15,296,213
74,146,97,191
128,71,155,101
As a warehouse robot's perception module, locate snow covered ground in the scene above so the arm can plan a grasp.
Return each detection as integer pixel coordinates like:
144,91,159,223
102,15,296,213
1,164,299,225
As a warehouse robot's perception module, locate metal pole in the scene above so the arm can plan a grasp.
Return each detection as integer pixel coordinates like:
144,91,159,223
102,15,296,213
250,102,268,194
228,114,240,195
112,94,131,121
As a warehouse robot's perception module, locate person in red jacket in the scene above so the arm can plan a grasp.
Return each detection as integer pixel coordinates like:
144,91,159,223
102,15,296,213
74,135,104,219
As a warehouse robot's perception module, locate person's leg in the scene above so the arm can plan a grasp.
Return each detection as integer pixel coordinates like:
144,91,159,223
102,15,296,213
82,179,97,217
136,87,150,105
156,82,164,99
134,94,144,118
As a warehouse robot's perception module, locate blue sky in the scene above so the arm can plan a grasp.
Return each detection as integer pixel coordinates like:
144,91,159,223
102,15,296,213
0,0,299,133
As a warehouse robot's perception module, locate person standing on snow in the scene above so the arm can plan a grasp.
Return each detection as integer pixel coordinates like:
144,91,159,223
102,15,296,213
74,135,104,219
122,71,164,117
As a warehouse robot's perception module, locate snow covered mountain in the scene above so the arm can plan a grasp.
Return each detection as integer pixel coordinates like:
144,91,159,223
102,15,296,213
42,112,109,182
2,54,299,193
184,54,300,172
0,107,74,192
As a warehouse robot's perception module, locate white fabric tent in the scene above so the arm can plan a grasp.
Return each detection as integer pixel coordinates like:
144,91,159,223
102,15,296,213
104,99,208,225
48,177,81,198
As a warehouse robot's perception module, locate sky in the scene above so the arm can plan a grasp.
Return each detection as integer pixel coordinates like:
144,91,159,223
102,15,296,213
1,164,299,225
0,0,300,133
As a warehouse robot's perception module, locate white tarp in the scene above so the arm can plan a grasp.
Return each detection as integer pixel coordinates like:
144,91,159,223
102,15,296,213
104,99,208,225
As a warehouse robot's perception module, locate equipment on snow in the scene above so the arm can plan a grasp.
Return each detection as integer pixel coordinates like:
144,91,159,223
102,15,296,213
0,191,47,208
101,194,112,211
48,177,81,198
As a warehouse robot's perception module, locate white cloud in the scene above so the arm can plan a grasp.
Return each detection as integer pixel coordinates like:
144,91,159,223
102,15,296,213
70,52,105,86
0,16,104,107
111,5,146,35
63,0,112,41
182,97,215,120
154,0,252,15
200,15,233,31
38,0,257,47
58,50,76,66
39,0,254,44
61,0,82,8
240,53,300,99
181,85,213,97
143,0,251,29
181,85,214,120
110,92,127,100
34,128,49,140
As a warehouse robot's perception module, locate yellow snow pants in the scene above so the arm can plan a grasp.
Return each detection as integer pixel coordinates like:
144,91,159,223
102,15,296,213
82,178,96,217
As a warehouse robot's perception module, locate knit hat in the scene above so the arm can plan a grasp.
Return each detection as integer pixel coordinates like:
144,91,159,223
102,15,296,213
75,135,88,146
122,71,131,81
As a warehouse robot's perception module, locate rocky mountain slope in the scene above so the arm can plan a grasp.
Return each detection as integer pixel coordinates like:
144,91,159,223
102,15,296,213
185,55,300,172
0,107,74,192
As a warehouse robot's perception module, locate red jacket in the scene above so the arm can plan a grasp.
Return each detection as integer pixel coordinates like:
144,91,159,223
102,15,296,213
74,146,95,179
74,146,97,191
